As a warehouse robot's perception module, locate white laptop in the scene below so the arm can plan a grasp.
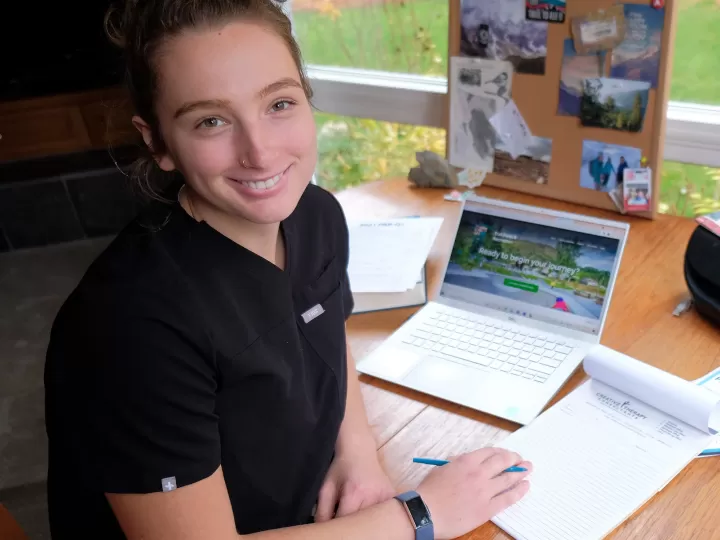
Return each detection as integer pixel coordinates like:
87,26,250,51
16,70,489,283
356,195,630,425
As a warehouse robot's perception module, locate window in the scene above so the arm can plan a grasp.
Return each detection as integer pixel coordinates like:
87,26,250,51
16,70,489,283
291,0,720,217
314,112,445,192
293,0,447,76
660,161,720,217
671,0,720,106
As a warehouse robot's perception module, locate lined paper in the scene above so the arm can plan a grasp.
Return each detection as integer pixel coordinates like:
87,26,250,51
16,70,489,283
493,379,712,540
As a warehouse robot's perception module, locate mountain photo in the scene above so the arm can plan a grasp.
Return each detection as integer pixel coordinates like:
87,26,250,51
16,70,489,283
558,39,606,116
461,0,548,75
580,77,650,133
610,4,665,88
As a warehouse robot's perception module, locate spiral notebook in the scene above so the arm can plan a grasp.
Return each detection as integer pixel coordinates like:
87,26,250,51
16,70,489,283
492,346,720,540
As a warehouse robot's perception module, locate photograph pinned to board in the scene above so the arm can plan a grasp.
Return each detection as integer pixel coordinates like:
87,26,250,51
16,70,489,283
610,3,665,88
623,168,652,212
494,136,552,185
449,56,514,170
525,0,566,23
580,140,641,192
460,0,548,75
558,38,607,116
580,77,650,133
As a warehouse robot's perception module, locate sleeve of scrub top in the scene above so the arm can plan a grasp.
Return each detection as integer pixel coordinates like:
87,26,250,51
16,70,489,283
330,193,355,320
67,295,221,495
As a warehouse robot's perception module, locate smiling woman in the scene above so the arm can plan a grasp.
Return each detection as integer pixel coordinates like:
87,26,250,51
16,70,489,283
43,2,532,540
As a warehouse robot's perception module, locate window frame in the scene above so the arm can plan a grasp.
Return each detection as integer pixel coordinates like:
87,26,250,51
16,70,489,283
308,66,720,169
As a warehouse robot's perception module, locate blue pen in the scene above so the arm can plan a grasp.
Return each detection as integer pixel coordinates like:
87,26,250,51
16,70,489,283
412,457,527,473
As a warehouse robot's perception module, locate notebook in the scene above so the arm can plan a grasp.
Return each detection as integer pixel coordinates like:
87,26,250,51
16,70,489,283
492,345,720,540
352,266,428,314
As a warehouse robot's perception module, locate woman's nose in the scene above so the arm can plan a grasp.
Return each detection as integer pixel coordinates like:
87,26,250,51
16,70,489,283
236,124,278,170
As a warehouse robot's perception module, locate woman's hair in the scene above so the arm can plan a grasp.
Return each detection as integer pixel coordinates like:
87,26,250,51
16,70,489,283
105,0,312,200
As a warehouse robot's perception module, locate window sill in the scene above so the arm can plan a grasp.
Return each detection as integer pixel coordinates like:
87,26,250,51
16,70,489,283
308,66,720,168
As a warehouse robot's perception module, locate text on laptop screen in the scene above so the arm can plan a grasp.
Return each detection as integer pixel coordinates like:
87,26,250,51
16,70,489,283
440,202,624,335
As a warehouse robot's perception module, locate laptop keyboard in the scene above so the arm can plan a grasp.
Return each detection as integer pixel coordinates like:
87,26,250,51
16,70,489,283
401,309,575,384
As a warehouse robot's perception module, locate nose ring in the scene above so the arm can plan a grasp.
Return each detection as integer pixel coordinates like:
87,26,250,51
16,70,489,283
242,159,248,168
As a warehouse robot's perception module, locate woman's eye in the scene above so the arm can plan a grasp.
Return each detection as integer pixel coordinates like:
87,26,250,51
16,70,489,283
198,117,227,129
271,100,295,112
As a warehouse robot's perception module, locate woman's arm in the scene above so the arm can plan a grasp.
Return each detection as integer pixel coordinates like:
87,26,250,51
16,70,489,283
108,468,414,540
109,451,532,540
336,342,377,455
314,341,395,521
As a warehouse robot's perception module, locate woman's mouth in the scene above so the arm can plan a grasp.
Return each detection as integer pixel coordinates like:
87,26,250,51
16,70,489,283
240,172,283,191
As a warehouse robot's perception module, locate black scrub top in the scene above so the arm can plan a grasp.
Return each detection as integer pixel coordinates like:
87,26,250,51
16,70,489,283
44,183,354,538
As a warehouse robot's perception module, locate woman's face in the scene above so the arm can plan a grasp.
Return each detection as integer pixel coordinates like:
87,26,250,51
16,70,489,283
143,21,316,225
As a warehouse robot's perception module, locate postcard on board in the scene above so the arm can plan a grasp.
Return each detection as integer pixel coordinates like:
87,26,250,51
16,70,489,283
610,4,665,88
449,57,513,170
580,140,642,193
623,168,652,212
580,77,650,133
558,38,607,116
460,0,548,75
494,136,552,185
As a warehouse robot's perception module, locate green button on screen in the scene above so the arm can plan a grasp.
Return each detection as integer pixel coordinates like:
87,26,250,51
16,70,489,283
504,279,539,293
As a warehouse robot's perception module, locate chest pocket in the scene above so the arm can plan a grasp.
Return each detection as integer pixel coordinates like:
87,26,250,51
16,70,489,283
295,256,347,387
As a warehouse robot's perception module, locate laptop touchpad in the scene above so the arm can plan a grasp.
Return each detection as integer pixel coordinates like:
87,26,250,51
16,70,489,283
402,355,482,398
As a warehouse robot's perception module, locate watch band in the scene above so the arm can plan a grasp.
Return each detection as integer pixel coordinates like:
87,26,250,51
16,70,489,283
394,491,434,540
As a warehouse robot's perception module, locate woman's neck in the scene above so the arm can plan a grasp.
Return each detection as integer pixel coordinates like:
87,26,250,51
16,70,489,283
179,186,285,269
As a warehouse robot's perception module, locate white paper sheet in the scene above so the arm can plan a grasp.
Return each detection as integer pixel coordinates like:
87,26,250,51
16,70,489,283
347,217,442,293
449,57,513,170
493,378,713,540
584,345,720,433
489,99,533,160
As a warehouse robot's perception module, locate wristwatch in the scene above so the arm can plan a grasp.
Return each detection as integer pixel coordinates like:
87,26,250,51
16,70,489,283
394,491,434,540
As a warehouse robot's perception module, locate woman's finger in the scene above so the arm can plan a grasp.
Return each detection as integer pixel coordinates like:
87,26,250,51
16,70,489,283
489,480,530,515
482,450,522,477
489,460,532,496
335,489,364,518
314,480,339,522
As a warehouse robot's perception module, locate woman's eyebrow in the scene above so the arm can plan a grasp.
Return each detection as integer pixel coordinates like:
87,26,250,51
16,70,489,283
257,77,302,99
174,98,232,119
173,78,301,119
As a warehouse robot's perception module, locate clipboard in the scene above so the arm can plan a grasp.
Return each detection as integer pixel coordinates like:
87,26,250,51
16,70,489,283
351,265,428,315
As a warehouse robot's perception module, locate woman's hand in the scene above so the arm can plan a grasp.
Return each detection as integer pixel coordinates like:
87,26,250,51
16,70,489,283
416,448,532,540
315,441,395,522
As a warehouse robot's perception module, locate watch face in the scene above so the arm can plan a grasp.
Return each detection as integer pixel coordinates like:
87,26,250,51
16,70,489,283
405,496,431,527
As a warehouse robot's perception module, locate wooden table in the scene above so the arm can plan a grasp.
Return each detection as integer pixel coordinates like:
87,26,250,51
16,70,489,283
337,178,720,540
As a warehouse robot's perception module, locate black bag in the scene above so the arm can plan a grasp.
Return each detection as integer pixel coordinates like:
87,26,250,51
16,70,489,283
684,225,720,327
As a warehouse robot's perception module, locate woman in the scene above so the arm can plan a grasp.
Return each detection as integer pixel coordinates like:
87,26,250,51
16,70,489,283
44,1,531,539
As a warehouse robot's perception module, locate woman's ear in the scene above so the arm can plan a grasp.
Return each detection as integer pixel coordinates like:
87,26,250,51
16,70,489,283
132,115,176,172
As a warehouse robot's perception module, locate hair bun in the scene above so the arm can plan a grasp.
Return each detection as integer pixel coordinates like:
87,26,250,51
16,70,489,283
104,0,134,48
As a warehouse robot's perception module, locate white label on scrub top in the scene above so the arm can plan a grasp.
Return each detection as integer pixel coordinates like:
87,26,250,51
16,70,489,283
302,304,325,324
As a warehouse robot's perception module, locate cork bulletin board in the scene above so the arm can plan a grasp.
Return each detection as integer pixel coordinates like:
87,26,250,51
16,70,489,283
446,0,679,219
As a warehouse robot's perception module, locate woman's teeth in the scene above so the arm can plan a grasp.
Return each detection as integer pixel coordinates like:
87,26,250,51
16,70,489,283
241,173,281,190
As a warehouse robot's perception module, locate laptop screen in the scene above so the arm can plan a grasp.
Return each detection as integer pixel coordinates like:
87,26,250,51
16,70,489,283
439,198,628,336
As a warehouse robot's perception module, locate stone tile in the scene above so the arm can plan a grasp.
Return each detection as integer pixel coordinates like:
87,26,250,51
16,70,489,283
66,168,142,237
0,181,84,249
0,481,50,540
0,238,111,490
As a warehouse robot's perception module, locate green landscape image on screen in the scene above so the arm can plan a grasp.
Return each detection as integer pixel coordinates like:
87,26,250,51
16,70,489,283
445,211,620,319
